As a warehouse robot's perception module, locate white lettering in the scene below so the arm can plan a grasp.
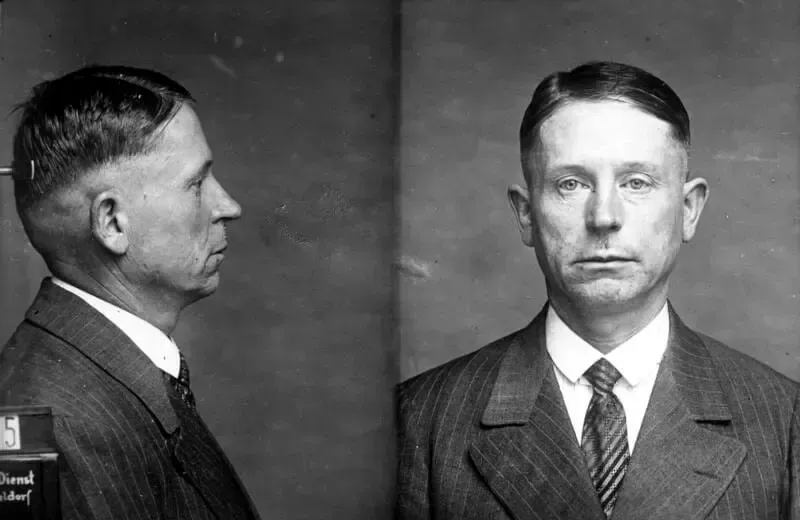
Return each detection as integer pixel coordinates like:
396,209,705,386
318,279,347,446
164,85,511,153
0,489,33,507
0,470,35,486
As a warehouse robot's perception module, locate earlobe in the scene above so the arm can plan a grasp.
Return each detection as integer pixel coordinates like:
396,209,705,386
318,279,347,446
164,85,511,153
681,177,709,242
508,184,535,247
90,191,129,255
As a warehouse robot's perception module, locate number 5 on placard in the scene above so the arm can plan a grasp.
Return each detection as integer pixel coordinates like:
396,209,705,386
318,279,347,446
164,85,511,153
0,414,21,450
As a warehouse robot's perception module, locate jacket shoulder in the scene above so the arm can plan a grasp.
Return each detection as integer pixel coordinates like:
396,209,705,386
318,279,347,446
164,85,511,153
697,331,799,404
397,328,521,426
699,332,798,384
0,320,114,417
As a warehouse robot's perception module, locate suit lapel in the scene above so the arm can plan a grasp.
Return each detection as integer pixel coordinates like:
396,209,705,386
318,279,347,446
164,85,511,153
612,306,746,520
469,309,605,520
24,279,179,434
27,280,257,518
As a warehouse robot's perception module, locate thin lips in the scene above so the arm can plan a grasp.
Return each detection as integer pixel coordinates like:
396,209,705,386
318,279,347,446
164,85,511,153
578,255,632,263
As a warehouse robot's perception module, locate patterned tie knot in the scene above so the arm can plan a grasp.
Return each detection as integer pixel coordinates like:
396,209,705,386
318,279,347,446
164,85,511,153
583,358,622,396
175,352,196,409
178,353,191,388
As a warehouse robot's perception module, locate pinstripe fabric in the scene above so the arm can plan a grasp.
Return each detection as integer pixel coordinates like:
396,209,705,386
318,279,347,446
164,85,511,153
163,372,258,519
0,279,260,520
581,360,629,517
397,303,800,520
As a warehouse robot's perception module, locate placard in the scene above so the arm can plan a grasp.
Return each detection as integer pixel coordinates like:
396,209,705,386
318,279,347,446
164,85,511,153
0,407,60,519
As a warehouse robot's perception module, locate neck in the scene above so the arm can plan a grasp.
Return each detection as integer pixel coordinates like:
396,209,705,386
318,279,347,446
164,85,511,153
50,260,182,335
548,291,668,355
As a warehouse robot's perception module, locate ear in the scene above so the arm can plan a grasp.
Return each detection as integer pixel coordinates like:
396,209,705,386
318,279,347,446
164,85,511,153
90,190,129,255
508,184,536,247
681,176,709,242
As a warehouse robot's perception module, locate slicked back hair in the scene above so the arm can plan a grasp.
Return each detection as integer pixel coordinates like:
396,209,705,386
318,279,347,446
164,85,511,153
11,65,195,213
519,61,690,185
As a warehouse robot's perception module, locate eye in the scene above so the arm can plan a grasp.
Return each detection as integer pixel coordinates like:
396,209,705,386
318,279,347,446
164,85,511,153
559,179,582,191
623,176,654,192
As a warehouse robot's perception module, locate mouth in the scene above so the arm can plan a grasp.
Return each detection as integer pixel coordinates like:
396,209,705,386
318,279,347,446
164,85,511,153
211,245,228,256
576,255,634,265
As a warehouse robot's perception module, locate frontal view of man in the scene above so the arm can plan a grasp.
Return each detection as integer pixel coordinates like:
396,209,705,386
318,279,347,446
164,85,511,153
0,66,260,519
397,61,799,519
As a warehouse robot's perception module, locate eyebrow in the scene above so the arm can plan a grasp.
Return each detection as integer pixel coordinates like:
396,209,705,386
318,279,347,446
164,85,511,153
546,162,659,176
545,164,588,177
616,161,658,173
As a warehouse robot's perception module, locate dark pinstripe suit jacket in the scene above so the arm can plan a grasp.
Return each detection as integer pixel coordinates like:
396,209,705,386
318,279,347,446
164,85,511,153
397,304,800,519
0,279,261,520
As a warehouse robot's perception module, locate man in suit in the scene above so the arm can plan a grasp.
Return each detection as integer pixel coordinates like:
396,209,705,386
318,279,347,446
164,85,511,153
397,61,799,519
0,66,260,519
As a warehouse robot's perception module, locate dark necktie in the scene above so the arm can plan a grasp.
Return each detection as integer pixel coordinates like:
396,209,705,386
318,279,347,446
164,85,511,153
173,352,196,409
581,359,630,517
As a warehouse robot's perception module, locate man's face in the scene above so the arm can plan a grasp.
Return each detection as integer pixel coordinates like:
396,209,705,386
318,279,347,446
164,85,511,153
510,100,707,314
120,104,241,308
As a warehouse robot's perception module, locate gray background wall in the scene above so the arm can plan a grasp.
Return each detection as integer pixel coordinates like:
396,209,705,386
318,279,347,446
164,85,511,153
1,0,799,516
398,0,799,382
0,1,396,518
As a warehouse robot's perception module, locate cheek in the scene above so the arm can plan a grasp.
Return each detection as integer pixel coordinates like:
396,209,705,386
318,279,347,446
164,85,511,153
190,213,208,236
129,209,163,249
186,198,212,233
132,204,198,250
534,209,582,266
536,203,580,244
634,202,683,252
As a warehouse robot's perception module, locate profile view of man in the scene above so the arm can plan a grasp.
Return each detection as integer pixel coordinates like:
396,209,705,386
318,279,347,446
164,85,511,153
397,61,799,519
0,66,260,519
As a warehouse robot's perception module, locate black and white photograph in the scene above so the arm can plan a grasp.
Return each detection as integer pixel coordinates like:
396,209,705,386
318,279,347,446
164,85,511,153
0,0,797,519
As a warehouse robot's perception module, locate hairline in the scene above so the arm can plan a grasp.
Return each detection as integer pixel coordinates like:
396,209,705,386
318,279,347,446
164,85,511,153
23,98,194,209
12,66,196,209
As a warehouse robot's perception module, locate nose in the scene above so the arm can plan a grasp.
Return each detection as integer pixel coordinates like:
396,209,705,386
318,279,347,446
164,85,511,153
209,176,242,221
586,184,622,233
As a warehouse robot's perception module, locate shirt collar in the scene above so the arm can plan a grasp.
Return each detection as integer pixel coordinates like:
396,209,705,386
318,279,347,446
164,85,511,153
546,302,670,387
51,277,181,378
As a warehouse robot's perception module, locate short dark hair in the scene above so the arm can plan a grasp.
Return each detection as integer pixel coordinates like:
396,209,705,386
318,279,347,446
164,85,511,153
11,65,195,212
519,61,690,183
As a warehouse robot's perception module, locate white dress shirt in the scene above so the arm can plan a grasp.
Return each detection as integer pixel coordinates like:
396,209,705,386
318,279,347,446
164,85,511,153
546,303,670,453
52,277,181,378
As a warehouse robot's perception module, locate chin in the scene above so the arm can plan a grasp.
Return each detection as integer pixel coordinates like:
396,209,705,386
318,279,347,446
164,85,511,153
566,280,645,310
205,274,221,293
191,273,221,299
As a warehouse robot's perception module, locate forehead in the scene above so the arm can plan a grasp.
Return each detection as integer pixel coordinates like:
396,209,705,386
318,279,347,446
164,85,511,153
151,104,211,159
536,100,683,171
